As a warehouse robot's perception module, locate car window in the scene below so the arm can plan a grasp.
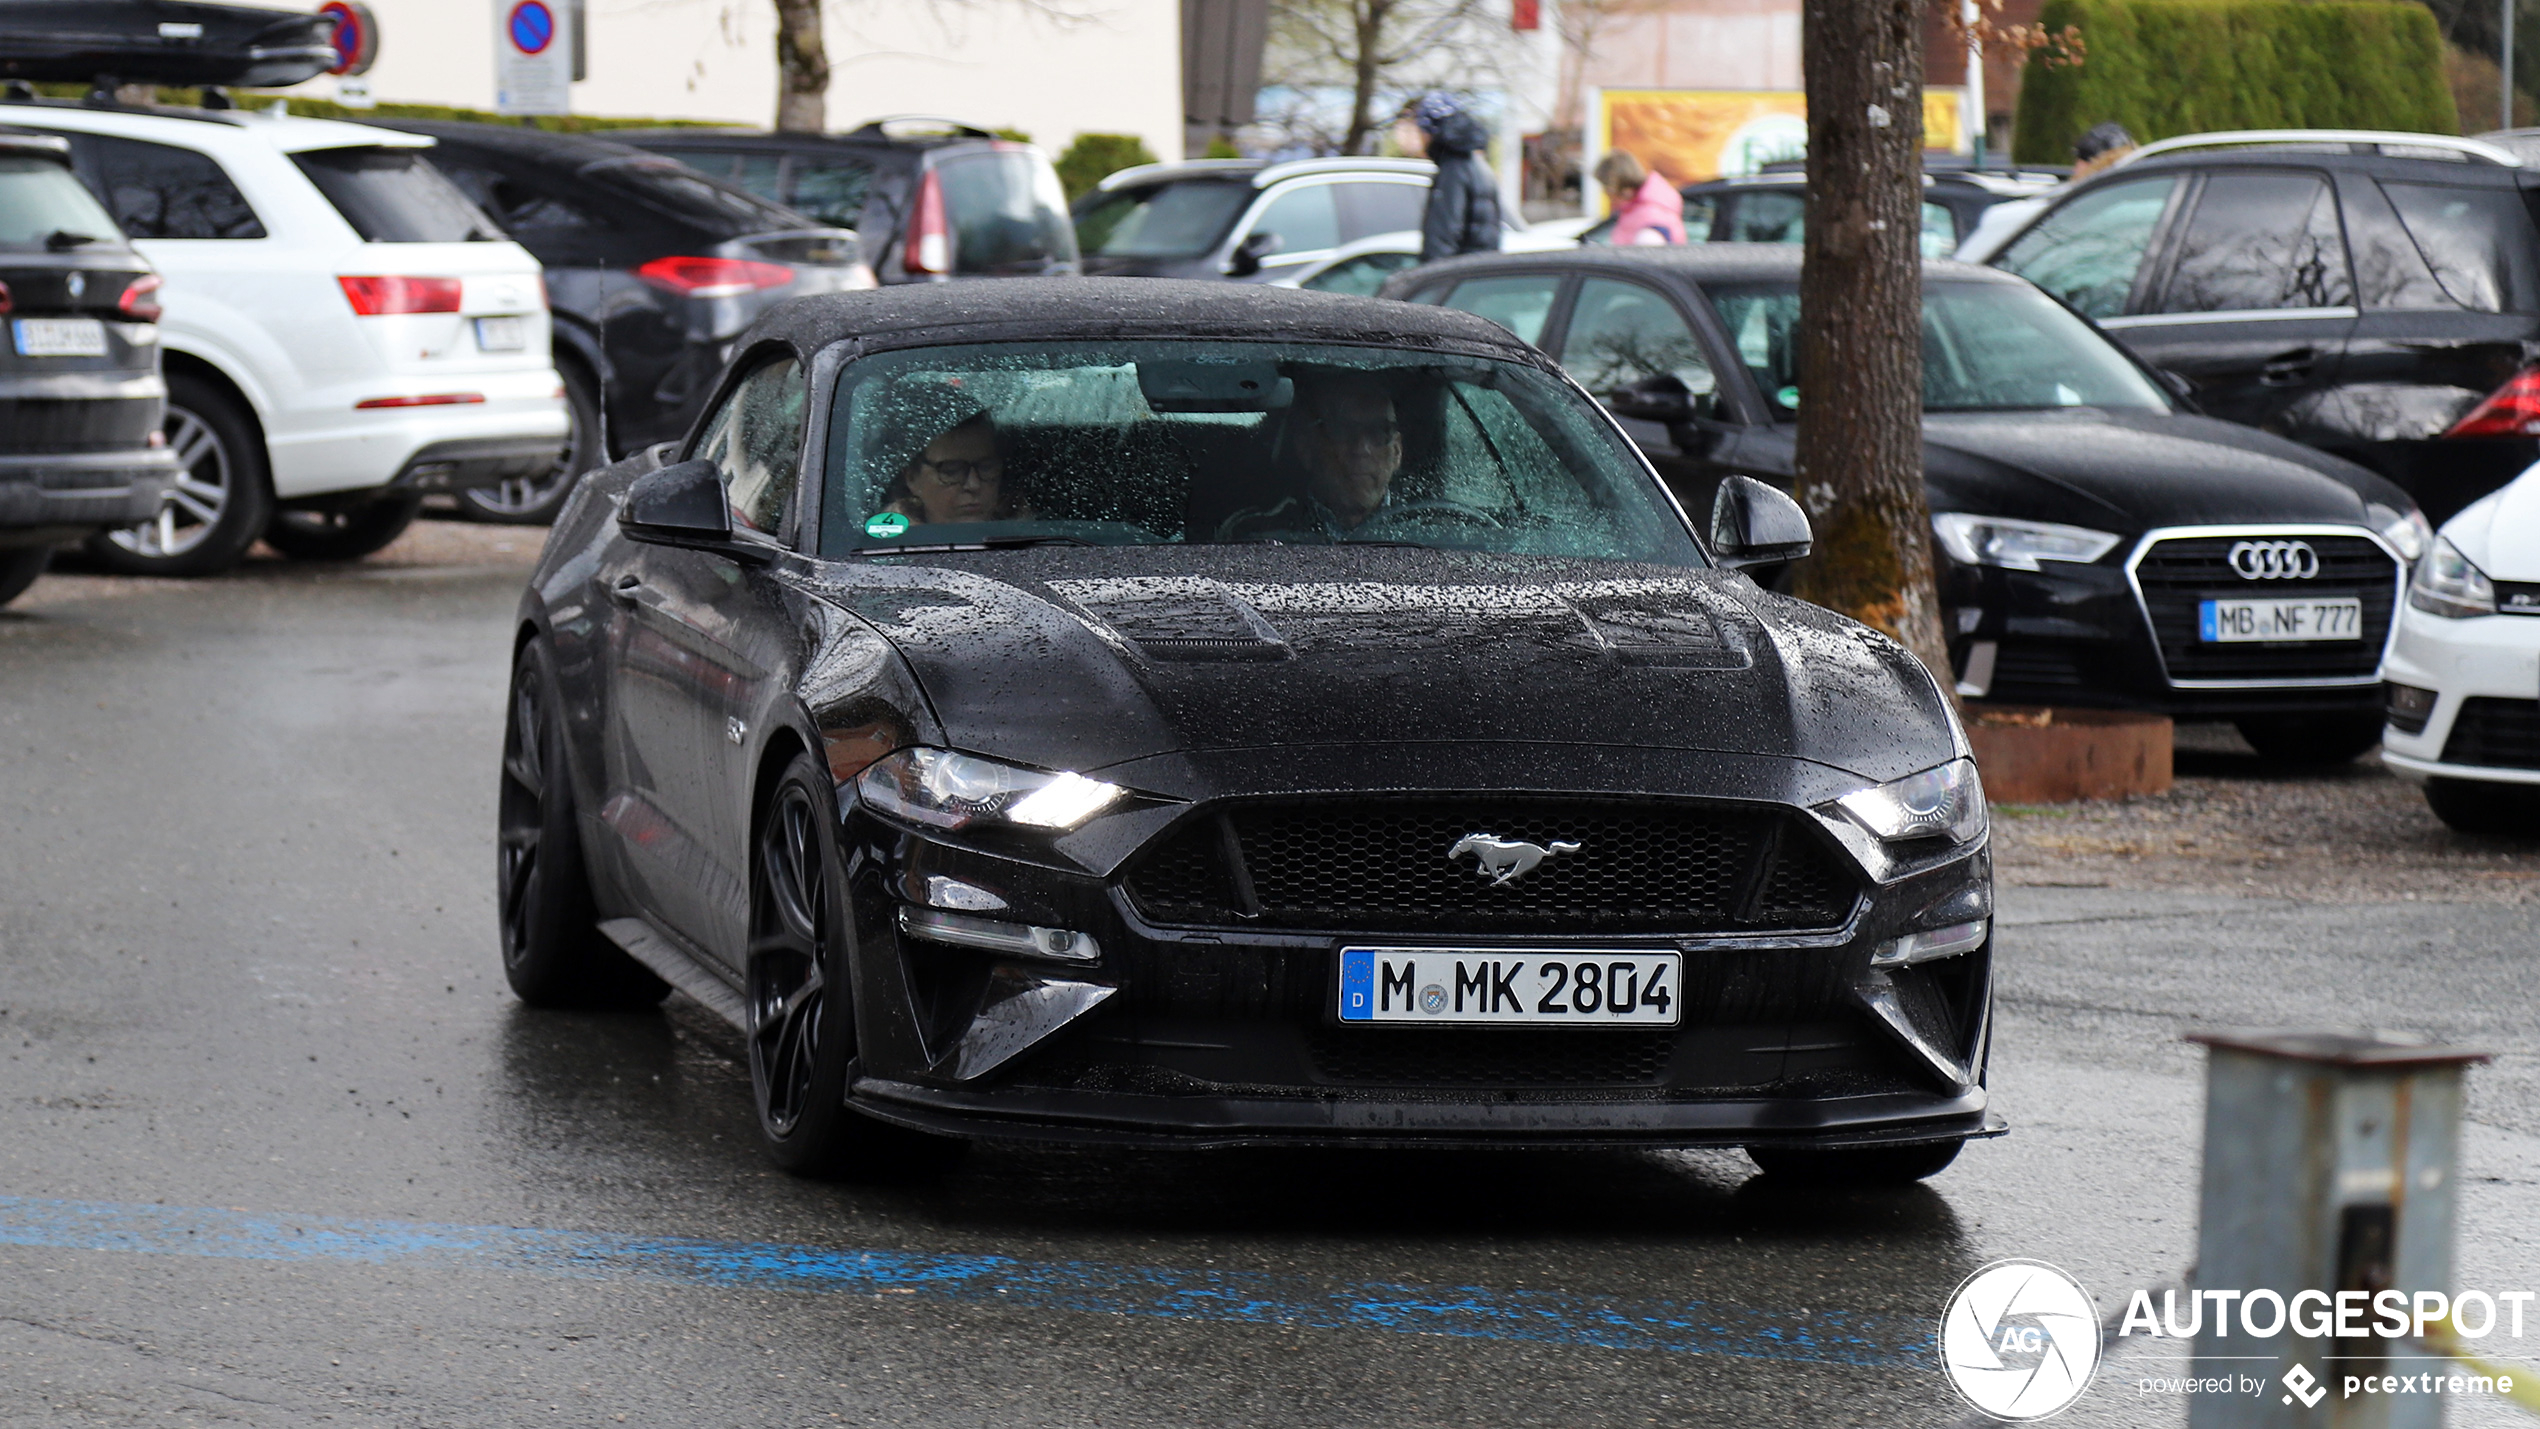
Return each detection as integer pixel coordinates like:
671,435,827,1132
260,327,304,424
582,157,802,237
1920,201,1957,257
1249,182,1340,255
822,338,1699,565
1724,190,1803,242
1440,274,1561,344
1560,278,1717,414
2339,175,2456,309
1336,181,1426,242
2154,172,2350,312
1074,178,1252,258
0,154,123,247
732,153,783,203
1301,250,1418,296
692,356,809,536
69,133,263,240
2382,181,2540,313
1703,278,2169,417
1995,175,2177,318
935,151,1078,274
293,146,500,243
1683,193,1716,241
786,158,873,230
436,162,596,244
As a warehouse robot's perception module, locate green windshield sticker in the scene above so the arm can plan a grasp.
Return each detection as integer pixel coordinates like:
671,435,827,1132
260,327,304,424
863,511,910,539
1775,386,1801,409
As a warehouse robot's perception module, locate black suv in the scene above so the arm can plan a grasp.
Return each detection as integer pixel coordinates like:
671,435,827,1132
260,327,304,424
1983,130,2540,524
615,119,1077,284
1386,246,2427,763
366,120,867,522
0,128,172,606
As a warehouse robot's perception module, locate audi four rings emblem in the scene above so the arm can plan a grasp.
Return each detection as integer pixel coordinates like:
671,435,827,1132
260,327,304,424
2227,539,2319,580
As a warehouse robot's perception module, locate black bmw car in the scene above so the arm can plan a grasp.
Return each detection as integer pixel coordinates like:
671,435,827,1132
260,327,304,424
1384,247,2431,764
501,280,1997,1184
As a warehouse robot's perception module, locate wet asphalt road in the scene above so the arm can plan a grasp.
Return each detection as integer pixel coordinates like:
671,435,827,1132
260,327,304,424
4,553,2539,1427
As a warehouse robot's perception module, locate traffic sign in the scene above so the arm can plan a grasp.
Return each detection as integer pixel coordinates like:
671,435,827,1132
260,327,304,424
494,0,571,115
319,1,379,77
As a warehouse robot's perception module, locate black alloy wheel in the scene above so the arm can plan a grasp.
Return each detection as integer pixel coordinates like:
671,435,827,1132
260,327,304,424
87,372,273,578
0,546,49,608
2233,713,2385,766
498,637,668,1007
460,360,600,525
264,492,426,562
2425,778,2540,838
747,751,962,1178
1745,1140,1964,1186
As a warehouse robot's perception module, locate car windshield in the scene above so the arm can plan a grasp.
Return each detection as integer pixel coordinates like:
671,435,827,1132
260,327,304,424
1703,278,2172,416
291,146,502,242
822,339,1700,565
0,153,121,247
1074,178,1252,258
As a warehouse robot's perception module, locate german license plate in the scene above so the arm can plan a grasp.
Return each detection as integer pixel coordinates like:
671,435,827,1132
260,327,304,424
13,317,105,357
474,316,526,352
2198,595,2362,642
1337,948,1681,1026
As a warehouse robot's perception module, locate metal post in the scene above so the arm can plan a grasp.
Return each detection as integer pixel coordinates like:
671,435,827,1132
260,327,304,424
1964,0,1987,168
2185,1030,2488,1429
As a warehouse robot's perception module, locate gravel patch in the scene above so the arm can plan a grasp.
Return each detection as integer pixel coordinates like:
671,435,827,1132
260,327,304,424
1993,722,2540,904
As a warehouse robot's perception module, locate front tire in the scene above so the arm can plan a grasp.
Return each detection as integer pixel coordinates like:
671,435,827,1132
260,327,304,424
2426,777,2540,837
0,546,49,607
1746,1140,1963,1186
498,637,668,1008
2234,713,2383,766
264,492,425,562
87,372,272,578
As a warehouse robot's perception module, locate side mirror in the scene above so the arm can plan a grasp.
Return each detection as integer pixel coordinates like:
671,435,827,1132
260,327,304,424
618,458,734,549
2155,367,2199,407
1227,230,1282,277
1709,474,1812,570
1606,372,1697,424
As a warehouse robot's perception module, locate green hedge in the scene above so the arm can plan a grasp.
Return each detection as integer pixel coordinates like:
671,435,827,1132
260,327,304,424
2013,0,2458,164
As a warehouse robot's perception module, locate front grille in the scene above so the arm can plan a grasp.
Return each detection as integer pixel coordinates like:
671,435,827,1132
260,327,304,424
1124,797,1859,935
1306,1026,1675,1086
2442,697,2540,769
2133,533,2396,683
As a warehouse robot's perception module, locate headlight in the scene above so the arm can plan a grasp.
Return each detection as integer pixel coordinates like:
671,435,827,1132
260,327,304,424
2367,502,2432,564
2410,536,2496,619
855,748,1125,831
1837,758,1988,845
1931,512,2123,571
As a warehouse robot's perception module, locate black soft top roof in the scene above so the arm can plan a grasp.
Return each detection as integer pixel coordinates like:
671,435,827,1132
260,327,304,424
742,277,1552,361
1393,244,2022,289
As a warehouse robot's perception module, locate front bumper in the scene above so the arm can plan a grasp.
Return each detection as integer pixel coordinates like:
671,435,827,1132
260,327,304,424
2380,600,2540,783
835,793,1999,1151
0,448,178,541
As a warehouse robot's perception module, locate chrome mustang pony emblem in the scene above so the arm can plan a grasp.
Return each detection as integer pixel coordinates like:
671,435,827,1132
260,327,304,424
1449,833,1581,886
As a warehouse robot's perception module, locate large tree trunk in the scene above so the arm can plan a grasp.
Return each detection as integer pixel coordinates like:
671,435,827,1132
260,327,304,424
1342,0,1388,155
774,0,830,133
1786,0,1956,697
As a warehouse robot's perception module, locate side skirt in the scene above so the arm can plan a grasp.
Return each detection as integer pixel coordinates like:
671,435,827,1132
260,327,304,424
598,917,747,1028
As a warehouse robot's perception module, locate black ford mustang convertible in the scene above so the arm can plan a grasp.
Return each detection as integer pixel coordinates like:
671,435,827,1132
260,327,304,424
499,280,1998,1183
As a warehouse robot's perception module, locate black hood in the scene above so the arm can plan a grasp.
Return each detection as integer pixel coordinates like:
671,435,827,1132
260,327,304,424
813,547,1958,790
1422,111,1492,155
1920,408,2413,530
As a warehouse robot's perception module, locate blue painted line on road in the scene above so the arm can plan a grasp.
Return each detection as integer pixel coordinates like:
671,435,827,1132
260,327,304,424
0,1195,1933,1367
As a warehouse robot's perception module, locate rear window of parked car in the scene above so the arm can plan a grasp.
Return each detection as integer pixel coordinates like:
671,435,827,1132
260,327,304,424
2381,181,2540,313
292,147,500,242
0,154,123,247
70,133,263,240
935,151,1077,273
1076,178,1252,258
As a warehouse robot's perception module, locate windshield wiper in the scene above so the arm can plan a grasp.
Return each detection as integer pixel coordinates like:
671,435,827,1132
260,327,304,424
850,534,1098,556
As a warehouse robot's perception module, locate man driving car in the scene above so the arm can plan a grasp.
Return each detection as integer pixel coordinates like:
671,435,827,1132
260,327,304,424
1216,378,1404,541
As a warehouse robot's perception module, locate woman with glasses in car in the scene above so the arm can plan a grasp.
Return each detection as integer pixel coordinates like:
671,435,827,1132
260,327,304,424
880,412,1033,525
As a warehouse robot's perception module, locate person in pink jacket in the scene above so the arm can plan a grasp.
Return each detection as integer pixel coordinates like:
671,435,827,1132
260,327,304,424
1596,151,1687,246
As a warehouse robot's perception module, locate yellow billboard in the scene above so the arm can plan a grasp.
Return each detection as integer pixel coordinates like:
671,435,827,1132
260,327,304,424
1593,89,1971,188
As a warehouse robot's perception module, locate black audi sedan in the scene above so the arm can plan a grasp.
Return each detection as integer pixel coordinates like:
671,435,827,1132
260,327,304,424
364,119,869,523
500,280,1998,1185
0,127,173,606
1383,247,2430,764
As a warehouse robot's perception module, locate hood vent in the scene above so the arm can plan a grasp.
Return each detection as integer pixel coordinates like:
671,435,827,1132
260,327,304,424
1568,588,1753,669
1051,577,1291,662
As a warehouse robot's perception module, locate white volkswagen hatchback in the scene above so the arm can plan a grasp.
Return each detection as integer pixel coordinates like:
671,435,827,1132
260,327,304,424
1,98,564,573
2381,465,2540,834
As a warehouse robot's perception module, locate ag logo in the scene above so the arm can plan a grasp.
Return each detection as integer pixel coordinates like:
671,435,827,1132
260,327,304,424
1940,1259,2101,1420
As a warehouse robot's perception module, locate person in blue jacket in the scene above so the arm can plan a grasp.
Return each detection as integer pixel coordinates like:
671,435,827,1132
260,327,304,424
1395,93,1502,263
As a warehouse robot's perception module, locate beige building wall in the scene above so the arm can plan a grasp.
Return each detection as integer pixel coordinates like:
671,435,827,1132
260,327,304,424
310,0,1183,162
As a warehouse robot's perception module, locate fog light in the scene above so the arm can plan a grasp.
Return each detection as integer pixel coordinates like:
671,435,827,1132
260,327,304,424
898,907,1099,964
2385,683,2437,736
1870,918,1989,968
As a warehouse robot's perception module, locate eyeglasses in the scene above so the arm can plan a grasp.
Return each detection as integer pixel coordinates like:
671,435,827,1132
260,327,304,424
913,455,1004,490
